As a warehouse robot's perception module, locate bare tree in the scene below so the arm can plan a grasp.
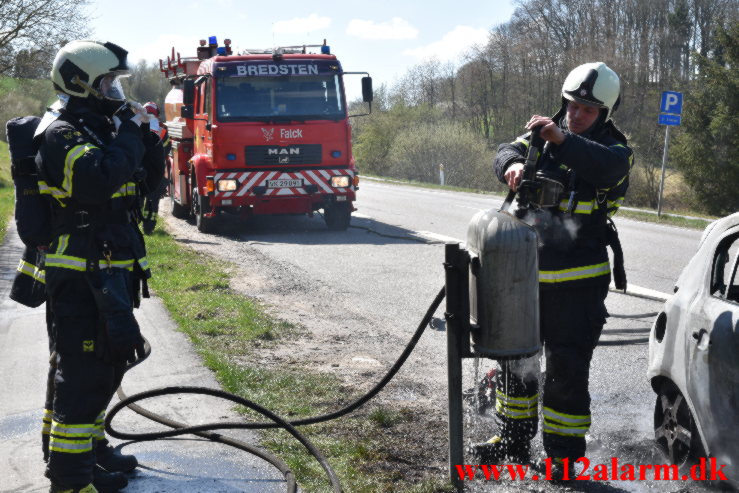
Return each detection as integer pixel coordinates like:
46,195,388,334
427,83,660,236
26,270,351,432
0,0,90,76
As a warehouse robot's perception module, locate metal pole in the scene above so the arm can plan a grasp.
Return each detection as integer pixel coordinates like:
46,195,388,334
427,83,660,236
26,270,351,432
445,243,464,491
657,125,670,217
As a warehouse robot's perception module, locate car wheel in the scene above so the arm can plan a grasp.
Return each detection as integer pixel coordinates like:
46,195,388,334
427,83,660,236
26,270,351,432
653,381,705,467
324,202,351,231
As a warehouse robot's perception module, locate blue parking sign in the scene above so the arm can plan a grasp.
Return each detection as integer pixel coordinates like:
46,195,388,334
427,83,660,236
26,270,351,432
659,91,683,126
660,91,683,114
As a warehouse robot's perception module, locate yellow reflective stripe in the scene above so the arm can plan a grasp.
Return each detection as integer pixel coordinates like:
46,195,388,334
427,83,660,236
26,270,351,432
539,262,610,283
543,422,588,437
138,257,150,270
49,437,94,453
63,144,98,195
92,411,106,440
543,407,591,425
558,199,595,214
111,182,137,198
515,137,530,148
108,259,135,269
607,197,624,217
495,389,538,405
496,399,538,419
607,197,624,209
38,180,69,207
17,259,46,283
45,254,87,271
46,254,137,272
42,409,53,435
57,234,70,255
51,421,97,438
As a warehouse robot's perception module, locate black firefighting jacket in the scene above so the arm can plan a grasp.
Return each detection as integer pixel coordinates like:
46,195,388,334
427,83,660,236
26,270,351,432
494,117,632,289
35,98,164,289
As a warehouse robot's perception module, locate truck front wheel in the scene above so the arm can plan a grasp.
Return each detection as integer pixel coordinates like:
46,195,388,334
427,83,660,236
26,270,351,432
324,202,351,231
191,180,216,233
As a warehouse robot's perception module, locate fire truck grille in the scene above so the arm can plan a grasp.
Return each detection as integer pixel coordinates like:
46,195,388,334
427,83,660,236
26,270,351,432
245,144,322,166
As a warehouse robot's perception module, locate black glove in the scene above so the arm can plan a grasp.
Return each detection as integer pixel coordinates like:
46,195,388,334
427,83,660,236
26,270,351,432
87,268,145,364
103,312,145,364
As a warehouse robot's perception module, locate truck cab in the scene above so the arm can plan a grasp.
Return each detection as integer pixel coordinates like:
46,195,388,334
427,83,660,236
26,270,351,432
161,38,372,232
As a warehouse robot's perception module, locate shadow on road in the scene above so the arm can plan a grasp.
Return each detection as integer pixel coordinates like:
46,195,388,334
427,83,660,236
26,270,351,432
209,212,441,246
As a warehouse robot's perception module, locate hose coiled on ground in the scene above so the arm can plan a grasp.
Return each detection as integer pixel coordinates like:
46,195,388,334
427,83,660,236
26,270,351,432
106,286,447,492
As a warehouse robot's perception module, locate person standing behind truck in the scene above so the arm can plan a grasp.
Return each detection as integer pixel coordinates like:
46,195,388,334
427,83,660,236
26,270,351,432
469,62,632,481
37,39,164,493
141,101,170,234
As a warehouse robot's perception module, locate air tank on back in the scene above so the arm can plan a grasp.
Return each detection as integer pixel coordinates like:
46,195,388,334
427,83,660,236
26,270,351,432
467,208,540,359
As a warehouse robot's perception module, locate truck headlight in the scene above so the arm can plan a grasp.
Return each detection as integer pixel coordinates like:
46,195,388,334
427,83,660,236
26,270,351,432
330,175,351,188
217,179,238,192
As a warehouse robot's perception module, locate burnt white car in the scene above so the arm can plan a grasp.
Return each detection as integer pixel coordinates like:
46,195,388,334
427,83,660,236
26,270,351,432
648,212,739,487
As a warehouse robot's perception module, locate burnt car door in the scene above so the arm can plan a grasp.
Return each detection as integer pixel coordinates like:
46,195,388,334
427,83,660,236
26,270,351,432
685,228,739,469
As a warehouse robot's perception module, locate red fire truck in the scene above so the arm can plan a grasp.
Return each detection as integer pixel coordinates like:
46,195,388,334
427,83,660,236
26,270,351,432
159,37,372,232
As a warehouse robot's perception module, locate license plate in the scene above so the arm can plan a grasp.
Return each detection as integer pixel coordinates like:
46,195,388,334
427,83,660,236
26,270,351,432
267,179,303,188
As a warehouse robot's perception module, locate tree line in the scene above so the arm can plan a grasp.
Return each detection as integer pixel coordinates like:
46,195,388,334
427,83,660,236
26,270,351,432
2,0,737,214
351,0,739,215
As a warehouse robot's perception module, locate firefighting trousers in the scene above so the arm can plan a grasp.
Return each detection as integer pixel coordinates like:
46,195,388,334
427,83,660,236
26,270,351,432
42,269,126,487
494,284,609,459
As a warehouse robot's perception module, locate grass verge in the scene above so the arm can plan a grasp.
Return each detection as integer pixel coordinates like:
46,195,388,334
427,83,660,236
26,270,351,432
144,225,453,493
617,209,713,230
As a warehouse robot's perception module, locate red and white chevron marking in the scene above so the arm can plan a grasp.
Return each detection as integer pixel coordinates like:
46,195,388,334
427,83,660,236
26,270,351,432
214,169,354,197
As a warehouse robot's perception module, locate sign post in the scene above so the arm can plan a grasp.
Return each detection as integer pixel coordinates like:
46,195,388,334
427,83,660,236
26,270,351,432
657,91,683,217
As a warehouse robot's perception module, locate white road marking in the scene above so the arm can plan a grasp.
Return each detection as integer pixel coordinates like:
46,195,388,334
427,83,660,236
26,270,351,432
416,231,464,245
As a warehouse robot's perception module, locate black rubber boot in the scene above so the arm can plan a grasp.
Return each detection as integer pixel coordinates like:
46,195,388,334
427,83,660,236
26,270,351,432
142,218,155,235
49,482,98,493
92,465,128,493
95,440,138,473
546,457,576,482
467,435,531,464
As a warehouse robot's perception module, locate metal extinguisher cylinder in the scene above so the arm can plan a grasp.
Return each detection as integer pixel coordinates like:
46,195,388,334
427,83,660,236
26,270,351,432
466,208,541,359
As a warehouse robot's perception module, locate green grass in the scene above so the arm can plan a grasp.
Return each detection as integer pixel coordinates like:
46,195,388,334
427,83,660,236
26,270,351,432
617,209,713,230
144,226,453,492
0,140,13,244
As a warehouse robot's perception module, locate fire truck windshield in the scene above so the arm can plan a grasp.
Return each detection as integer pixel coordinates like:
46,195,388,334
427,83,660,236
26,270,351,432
216,75,344,122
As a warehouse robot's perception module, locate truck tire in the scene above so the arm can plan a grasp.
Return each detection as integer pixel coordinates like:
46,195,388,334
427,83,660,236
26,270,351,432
170,191,189,219
191,180,216,233
324,202,351,231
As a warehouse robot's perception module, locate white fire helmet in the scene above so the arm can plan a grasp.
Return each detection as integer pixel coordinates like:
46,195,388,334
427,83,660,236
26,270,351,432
50,40,130,101
562,62,621,119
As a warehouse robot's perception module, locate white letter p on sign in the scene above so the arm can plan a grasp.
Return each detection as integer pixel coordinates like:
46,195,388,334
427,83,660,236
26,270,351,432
664,93,679,112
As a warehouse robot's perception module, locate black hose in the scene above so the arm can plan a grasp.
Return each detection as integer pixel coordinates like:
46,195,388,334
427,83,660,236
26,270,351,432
106,285,447,492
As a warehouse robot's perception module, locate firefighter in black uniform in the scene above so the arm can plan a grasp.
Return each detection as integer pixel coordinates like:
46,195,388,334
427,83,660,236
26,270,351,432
37,40,164,493
469,62,632,479
141,101,170,234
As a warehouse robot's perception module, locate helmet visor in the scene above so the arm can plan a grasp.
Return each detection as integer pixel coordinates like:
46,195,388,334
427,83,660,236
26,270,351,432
99,73,129,100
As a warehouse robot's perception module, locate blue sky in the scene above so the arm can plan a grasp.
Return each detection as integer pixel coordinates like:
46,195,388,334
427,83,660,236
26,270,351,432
85,0,517,100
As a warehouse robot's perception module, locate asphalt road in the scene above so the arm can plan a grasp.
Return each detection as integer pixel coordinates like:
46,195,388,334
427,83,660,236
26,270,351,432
190,178,718,493
1,178,722,493
0,224,287,493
